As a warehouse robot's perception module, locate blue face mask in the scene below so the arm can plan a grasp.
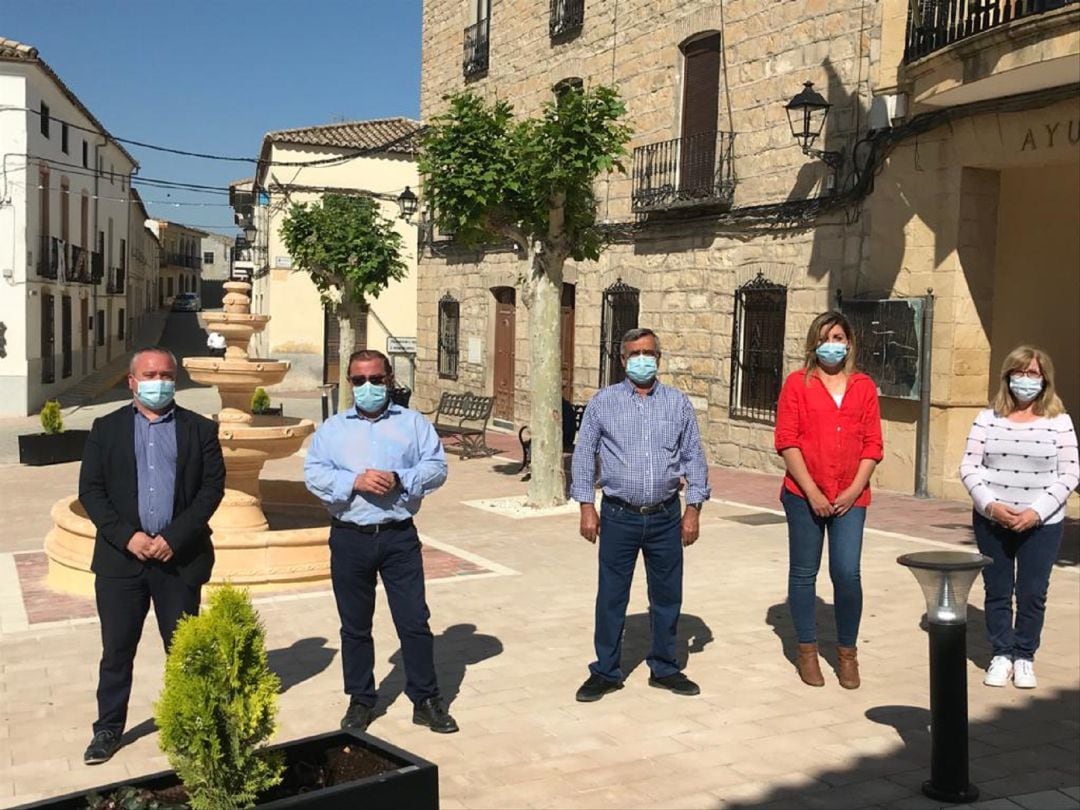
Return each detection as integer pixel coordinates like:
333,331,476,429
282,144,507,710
815,342,848,367
625,355,658,385
136,379,175,410
353,382,389,413
1009,376,1043,403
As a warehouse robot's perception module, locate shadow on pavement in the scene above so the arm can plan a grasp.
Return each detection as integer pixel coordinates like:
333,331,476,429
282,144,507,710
620,612,715,678
722,688,1080,808
766,597,845,674
267,636,337,694
374,623,504,717
119,717,158,747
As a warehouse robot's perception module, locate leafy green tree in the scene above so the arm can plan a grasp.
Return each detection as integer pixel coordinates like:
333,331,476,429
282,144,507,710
155,586,283,810
281,194,408,411
420,87,631,506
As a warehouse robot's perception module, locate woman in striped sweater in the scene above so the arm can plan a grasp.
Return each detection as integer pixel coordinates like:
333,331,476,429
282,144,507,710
960,345,1079,689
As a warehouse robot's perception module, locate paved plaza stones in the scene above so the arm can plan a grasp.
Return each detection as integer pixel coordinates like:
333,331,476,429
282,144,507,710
0,393,1077,808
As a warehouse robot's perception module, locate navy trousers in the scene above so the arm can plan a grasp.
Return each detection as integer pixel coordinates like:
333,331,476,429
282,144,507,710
590,497,684,682
973,511,1063,662
329,522,438,707
94,566,201,735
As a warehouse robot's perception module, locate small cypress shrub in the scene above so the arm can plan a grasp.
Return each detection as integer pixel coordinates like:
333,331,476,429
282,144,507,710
250,388,271,414
40,400,64,434
155,585,284,810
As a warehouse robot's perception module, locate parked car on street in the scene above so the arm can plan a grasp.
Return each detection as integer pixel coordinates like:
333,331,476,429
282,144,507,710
172,292,202,312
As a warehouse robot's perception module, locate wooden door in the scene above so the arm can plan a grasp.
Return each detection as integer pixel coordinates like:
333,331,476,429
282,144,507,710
560,283,575,402
323,305,368,385
80,299,89,375
61,296,72,378
493,287,516,421
679,34,721,196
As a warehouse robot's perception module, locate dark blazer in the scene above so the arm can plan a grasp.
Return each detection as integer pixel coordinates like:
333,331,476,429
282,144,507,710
78,404,226,586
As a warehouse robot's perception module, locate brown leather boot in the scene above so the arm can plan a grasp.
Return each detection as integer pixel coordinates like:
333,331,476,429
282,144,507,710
796,643,825,687
837,645,860,689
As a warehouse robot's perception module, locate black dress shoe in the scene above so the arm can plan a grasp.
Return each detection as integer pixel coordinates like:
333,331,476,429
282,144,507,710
84,729,121,765
341,698,373,731
575,673,623,703
648,672,701,696
413,697,459,734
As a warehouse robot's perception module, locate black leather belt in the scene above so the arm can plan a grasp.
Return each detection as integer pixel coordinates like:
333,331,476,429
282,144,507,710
603,494,678,515
331,517,414,535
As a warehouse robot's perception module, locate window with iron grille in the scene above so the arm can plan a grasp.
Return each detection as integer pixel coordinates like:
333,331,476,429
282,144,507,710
599,279,639,387
729,273,786,422
61,123,69,154
438,294,460,380
40,102,50,138
550,0,585,38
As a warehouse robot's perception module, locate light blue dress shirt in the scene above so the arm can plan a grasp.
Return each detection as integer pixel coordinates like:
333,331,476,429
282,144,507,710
133,406,177,536
304,403,448,525
570,378,710,507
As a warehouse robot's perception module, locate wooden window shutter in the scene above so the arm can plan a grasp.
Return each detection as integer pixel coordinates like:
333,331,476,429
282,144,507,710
680,34,721,139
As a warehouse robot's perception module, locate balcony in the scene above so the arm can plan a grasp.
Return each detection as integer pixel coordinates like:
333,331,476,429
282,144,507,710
550,0,584,38
91,251,105,284
107,267,126,295
166,252,202,270
463,18,490,78
903,0,1079,107
69,245,91,283
36,236,59,279
631,131,737,214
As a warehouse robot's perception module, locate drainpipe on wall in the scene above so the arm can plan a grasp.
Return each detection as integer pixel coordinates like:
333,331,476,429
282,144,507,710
91,135,106,370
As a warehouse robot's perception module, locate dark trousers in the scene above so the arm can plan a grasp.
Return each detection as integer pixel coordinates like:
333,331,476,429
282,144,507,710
94,566,201,735
973,511,1063,661
590,497,683,682
329,522,438,707
782,488,866,647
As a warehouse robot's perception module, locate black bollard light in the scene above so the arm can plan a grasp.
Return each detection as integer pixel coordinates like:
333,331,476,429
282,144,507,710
897,550,991,804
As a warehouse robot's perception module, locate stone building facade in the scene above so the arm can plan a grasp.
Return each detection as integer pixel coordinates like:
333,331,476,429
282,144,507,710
416,0,1079,505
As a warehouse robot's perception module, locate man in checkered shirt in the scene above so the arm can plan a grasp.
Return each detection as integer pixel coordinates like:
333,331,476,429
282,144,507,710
571,327,710,703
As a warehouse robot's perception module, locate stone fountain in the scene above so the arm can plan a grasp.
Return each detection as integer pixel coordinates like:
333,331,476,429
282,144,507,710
45,281,334,595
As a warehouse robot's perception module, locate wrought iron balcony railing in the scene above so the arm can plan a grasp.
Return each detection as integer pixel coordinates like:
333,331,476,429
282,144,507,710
91,251,105,283
463,18,490,78
905,0,1077,61
550,0,585,37
69,245,90,283
37,235,59,279
107,267,126,295
631,130,736,213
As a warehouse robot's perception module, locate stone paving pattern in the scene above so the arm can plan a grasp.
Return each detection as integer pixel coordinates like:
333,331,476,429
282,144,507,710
0,355,1077,809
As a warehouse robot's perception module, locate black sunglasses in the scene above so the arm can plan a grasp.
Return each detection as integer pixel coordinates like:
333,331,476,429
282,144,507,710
349,374,389,386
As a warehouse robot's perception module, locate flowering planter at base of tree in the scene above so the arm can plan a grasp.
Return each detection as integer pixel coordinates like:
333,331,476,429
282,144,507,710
17,430,90,466
14,730,438,810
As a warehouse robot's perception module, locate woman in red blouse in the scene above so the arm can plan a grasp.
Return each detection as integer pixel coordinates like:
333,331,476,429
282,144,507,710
774,311,883,690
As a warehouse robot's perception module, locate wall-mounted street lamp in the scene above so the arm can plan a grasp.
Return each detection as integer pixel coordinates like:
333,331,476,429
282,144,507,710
242,222,257,244
785,81,844,170
397,186,419,222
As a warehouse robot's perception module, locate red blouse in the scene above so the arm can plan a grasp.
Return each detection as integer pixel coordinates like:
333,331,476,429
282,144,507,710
773,370,884,507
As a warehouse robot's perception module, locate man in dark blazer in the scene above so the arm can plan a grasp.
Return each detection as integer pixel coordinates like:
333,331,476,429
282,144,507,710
78,346,225,764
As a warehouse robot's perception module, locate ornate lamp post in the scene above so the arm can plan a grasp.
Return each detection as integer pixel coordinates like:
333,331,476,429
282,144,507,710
785,81,844,170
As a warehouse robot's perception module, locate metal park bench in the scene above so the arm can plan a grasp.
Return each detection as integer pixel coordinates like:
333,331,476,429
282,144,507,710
425,391,497,459
517,400,588,476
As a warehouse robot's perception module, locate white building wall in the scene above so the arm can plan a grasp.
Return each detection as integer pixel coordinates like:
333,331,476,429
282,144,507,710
0,71,30,415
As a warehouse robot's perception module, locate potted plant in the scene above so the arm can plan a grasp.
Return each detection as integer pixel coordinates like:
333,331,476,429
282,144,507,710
14,586,438,810
250,388,283,417
17,400,90,466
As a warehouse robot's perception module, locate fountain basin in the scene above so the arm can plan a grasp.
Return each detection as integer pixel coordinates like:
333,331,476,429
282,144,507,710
185,357,291,389
45,481,333,597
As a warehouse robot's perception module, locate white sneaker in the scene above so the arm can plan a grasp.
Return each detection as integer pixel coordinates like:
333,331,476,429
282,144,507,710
1013,659,1037,689
984,655,1013,687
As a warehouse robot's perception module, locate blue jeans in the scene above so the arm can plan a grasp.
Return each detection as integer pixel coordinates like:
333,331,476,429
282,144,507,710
782,488,866,647
590,497,683,682
973,512,1063,662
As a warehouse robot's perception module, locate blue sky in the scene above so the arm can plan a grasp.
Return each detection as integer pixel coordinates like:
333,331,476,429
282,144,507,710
3,0,422,232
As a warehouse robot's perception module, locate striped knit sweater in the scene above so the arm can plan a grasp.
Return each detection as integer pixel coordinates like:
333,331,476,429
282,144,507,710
959,409,1079,525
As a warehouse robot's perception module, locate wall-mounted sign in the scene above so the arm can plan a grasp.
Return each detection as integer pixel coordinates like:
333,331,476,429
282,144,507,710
387,336,417,354
274,255,292,268
468,336,482,365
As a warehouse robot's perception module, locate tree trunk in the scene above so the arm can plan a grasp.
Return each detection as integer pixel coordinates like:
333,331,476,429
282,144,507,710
525,251,566,508
337,300,359,413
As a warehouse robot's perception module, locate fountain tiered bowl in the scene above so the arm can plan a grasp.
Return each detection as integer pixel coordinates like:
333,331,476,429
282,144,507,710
44,281,334,595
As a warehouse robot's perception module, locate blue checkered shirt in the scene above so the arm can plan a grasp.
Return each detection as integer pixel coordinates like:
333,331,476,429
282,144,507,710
570,378,710,507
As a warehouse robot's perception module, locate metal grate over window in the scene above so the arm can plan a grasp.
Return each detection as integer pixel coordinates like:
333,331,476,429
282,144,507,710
599,279,640,388
438,293,460,380
730,272,787,423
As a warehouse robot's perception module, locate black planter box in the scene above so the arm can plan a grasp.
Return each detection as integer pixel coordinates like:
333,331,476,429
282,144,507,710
13,730,438,809
18,430,90,466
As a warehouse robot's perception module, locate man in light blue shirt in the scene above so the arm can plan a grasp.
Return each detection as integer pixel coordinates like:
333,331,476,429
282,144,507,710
571,328,710,703
305,349,457,734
